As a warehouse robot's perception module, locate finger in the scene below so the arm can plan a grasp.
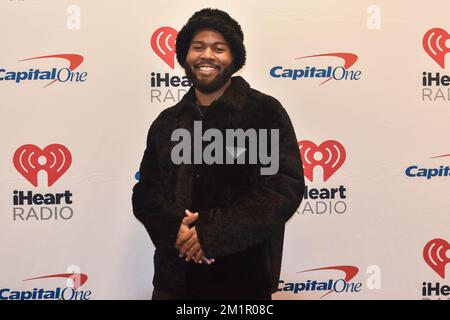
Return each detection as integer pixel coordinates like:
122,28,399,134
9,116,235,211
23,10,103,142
175,231,189,249
175,228,194,248
186,243,200,261
181,215,193,226
182,215,197,225
184,209,196,218
193,248,203,263
183,210,195,219
179,235,198,256
181,215,190,225
194,249,204,263
202,257,215,264
177,235,193,254
178,227,197,255
176,224,189,241
183,215,199,226
202,256,212,264
177,224,198,249
186,243,201,262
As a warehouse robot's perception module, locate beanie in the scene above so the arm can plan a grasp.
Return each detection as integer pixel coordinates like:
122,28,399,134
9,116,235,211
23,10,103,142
176,8,246,72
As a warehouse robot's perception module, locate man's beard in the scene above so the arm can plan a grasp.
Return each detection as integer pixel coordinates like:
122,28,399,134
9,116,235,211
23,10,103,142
184,60,235,94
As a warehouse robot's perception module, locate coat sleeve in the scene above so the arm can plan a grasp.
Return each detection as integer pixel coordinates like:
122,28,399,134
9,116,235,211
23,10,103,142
195,101,305,258
132,118,184,248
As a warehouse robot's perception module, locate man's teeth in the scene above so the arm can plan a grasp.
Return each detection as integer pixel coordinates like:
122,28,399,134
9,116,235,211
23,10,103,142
198,66,216,71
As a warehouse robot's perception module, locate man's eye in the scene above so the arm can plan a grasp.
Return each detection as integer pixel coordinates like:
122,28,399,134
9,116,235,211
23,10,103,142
215,48,225,52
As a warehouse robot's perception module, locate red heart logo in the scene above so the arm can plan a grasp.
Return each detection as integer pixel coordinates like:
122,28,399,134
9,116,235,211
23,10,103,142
298,140,346,182
423,238,450,279
423,28,450,69
151,26,177,69
13,144,72,187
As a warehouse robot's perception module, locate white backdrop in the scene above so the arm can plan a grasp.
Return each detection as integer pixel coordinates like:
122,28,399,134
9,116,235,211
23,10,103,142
1,0,449,300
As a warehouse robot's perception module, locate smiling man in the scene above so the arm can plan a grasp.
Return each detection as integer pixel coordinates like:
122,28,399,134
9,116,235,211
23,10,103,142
184,29,233,100
132,8,305,300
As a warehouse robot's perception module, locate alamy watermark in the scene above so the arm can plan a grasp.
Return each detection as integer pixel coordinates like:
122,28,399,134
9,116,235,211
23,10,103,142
171,121,279,175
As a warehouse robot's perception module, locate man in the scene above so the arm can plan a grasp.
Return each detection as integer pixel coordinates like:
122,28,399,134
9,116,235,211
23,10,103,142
132,8,305,300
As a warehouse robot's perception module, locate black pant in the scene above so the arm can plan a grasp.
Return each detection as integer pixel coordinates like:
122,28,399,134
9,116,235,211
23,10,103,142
152,289,184,300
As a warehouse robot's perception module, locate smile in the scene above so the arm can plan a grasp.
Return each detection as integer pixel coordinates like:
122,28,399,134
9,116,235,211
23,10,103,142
195,64,219,75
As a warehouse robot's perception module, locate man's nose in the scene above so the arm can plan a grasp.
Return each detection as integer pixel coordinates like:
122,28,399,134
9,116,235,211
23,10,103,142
200,47,215,59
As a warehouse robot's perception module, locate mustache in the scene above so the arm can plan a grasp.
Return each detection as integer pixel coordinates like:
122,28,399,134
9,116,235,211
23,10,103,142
193,59,221,68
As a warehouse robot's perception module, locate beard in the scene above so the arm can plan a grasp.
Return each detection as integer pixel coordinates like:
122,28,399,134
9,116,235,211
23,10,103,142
184,60,235,94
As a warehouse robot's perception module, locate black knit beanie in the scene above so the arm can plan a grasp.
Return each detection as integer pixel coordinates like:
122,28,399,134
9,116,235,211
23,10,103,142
176,8,246,73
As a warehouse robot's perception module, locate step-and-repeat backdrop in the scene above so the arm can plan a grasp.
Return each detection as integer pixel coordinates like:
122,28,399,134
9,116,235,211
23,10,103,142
1,0,449,300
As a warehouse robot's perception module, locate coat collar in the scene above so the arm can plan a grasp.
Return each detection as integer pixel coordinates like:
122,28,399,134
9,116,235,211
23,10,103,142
178,76,250,115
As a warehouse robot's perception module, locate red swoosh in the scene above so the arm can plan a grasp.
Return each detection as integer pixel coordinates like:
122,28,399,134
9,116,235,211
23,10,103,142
19,54,84,88
23,273,88,290
430,154,450,159
297,265,359,298
295,52,358,85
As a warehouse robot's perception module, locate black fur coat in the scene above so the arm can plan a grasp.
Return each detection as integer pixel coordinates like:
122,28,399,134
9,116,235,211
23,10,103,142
132,76,305,299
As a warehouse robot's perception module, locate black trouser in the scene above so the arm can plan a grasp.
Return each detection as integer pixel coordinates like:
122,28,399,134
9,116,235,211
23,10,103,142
152,289,184,300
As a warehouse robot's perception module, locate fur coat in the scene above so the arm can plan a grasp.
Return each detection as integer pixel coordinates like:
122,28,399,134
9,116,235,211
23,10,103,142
132,76,305,299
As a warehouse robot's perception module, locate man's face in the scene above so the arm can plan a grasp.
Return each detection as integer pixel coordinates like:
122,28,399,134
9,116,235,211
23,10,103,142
185,29,234,94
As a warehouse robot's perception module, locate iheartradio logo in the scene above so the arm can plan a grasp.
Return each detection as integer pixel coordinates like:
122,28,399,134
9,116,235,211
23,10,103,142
423,238,450,279
423,28,450,69
151,26,177,69
298,140,346,182
13,144,72,187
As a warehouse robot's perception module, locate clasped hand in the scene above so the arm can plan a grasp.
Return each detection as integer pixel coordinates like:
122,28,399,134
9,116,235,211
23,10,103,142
175,209,215,264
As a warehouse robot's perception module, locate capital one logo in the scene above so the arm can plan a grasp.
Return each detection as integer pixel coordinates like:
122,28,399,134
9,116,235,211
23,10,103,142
0,270,91,300
0,54,86,88
423,28,450,69
269,52,361,85
13,144,72,187
298,265,360,298
423,238,450,279
298,140,346,182
151,26,177,69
